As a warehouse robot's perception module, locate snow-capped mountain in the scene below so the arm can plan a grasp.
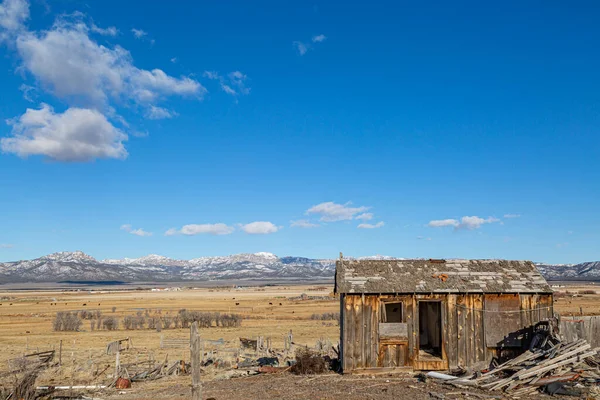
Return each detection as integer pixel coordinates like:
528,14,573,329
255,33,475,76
1,251,598,283
0,251,336,283
536,262,600,281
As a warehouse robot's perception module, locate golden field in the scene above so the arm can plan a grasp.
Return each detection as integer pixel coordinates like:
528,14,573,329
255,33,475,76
0,282,598,389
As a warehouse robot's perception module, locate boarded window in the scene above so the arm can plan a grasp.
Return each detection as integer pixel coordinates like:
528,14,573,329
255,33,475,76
383,302,403,323
484,295,523,348
379,301,408,340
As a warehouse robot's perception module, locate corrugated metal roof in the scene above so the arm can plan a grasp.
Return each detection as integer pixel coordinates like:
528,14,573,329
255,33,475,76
335,259,552,294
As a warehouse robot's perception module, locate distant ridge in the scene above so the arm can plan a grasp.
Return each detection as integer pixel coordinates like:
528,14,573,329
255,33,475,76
0,251,598,283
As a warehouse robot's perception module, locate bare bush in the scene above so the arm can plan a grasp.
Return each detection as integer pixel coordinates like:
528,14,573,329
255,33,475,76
112,306,117,313
53,312,82,332
291,348,329,375
579,290,597,295
102,317,119,331
310,312,340,323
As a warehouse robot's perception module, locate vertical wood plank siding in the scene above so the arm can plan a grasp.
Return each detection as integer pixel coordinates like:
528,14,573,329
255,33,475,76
342,293,552,372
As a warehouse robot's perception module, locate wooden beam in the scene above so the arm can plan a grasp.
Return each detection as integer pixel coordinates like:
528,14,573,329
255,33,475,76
190,321,202,400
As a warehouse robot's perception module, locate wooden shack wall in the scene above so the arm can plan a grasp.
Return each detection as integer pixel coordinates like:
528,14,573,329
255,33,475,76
341,292,553,372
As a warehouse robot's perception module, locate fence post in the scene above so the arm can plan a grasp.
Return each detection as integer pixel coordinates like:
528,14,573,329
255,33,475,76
190,322,201,400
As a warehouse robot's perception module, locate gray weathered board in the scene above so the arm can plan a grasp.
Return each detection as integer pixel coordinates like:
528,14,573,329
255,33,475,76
378,323,408,340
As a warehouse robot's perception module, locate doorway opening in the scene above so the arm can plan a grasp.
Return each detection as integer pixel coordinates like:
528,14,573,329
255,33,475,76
418,301,442,360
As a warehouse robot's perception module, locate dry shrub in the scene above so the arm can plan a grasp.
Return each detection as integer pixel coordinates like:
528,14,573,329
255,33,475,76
102,316,119,331
291,348,329,375
579,290,596,295
53,312,82,332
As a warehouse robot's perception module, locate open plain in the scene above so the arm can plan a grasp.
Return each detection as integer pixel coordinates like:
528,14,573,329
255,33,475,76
0,282,599,399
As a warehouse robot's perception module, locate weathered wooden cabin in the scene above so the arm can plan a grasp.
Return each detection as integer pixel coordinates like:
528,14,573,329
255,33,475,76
335,258,553,372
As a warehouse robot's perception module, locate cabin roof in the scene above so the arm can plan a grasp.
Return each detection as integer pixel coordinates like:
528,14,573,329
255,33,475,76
335,259,552,294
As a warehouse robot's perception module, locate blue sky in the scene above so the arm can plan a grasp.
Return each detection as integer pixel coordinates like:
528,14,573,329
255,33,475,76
0,0,598,264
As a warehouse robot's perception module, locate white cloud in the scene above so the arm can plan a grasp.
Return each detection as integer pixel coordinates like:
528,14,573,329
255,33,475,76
459,216,499,230
306,201,370,222
170,57,177,63
146,105,177,120
428,216,500,230
120,224,152,237
293,41,308,55
0,0,28,42
14,19,204,109
416,236,432,241
290,219,320,228
357,221,384,229
312,34,326,43
131,28,146,39
428,219,459,228
1,104,127,161
503,214,521,218
0,243,14,248
90,23,117,36
355,213,373,221
166,223,235,236
241,221,280,234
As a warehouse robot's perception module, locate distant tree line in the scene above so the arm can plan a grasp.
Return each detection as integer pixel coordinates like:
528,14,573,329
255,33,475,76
53,308,242,332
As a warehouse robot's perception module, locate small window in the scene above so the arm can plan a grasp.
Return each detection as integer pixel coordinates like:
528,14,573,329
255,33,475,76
382,302,403,323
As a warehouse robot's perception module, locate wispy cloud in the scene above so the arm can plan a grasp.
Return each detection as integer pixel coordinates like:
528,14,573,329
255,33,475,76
503,214,521,218
203,70,250,98
294,34,326,56
0,243,14,248
290,219,320,228
355,213,373,221
416,236,432,241
240,221,280,234
293,41,308,55
357,221,384,229
170,57,177,63
165,223,234,236
90,23,117,36
131,28,146,38
146,105,177,120
120,224,152,237
428,216,500,230
306,201,370,222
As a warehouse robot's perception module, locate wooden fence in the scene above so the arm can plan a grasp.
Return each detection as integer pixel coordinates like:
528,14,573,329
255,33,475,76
559,316,600,348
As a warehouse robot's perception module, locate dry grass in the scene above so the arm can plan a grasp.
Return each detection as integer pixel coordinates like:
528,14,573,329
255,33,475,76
1,281,599,391
0,284,338,386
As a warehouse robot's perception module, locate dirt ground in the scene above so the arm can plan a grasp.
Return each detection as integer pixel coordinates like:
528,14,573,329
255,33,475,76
100,372,556,400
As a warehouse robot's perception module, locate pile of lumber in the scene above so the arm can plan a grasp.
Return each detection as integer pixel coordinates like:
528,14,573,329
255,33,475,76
452,338,600,397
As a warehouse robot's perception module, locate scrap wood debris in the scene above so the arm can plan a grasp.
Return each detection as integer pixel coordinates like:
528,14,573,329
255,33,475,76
428,321,600,397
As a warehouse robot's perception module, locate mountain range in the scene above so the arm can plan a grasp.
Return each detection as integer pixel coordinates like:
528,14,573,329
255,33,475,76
0,251,598,283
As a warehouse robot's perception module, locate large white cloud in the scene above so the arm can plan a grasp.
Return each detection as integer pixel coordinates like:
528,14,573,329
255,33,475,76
241,221,279,234
15,21,204,109
165,223,235,236
306,201,370,222
1,104,127,161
